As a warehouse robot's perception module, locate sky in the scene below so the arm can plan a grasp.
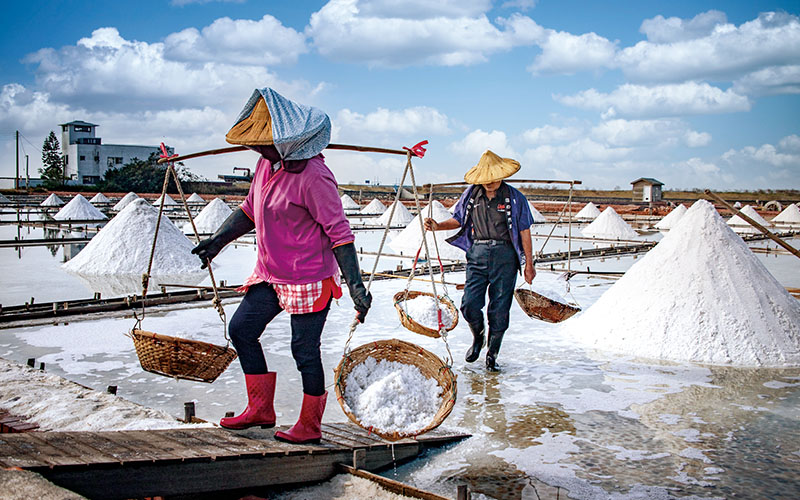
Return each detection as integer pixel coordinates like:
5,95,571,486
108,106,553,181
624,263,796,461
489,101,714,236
1,0,798,190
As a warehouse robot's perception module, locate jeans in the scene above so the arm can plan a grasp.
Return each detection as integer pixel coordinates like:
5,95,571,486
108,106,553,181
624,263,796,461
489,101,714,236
460,241,518,337
228,282,330,396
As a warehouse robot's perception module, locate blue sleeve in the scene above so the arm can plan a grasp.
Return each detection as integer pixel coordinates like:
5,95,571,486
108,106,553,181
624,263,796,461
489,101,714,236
451,186,472,226
514,189,534,230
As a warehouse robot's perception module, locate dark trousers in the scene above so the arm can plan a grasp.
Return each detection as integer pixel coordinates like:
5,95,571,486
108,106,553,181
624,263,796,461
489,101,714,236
460,241,518,337
228,282,330,396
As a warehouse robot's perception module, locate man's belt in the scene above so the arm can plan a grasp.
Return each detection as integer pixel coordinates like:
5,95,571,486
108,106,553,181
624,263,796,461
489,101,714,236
473,239,511,245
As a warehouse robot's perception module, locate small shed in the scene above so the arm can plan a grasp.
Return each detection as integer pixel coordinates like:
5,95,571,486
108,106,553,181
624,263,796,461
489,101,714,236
631,178,663,202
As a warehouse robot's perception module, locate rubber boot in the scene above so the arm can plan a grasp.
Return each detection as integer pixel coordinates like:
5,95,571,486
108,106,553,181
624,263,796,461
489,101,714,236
485,331,505,373
465,323,485,363
274,392,327,444
220,372,276,429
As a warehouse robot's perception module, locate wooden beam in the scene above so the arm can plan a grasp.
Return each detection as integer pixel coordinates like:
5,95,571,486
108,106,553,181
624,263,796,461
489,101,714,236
338,463,450,500
423,179,582,189
157,143,410,164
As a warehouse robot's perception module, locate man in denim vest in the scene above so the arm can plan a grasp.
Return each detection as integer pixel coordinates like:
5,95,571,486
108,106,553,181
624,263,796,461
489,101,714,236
424,150,535,372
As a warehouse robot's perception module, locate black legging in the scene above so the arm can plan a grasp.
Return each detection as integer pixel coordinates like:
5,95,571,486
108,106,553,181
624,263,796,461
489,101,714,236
228,282,330,396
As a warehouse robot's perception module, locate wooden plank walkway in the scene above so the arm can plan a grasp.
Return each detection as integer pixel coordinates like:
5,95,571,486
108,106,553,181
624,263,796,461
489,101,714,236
0,424,469,499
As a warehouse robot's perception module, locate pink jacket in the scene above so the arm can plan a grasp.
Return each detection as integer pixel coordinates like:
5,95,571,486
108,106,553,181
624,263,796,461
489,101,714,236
240,154,353,284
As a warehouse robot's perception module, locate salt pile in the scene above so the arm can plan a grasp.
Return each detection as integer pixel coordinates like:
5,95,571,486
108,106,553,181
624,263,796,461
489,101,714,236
727,205,770,233
528,201,546,224
153,193,178,206
54,194,107,221
772,203,800,225
40,193,64,207
654,204,687,230
341,194,360,210
63,198,202,275
733,201,743,209
563,199,800,366
375,201,414,226
360,198,387,215
113,192,139,211
0,193,10,204
89,192,110,204
187,192,205,203
184,198,232,234
390,201,465,260
344,357,442,435
581,207,638,240
401,295,455,330
575,202,601,220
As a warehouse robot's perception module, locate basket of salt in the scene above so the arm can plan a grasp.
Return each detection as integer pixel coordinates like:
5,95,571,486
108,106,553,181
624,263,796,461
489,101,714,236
514,288,581,323
393,290,459,338
130,329,238,383
334,338,457,441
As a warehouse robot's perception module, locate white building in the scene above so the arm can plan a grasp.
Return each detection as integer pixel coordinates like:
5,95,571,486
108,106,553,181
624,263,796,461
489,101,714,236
60,121,171,185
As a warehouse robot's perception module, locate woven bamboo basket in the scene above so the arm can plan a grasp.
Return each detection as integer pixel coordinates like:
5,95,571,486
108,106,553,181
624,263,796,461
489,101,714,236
334,338,457,442
393,290,459,338
514,288,581,323
129,329,237,383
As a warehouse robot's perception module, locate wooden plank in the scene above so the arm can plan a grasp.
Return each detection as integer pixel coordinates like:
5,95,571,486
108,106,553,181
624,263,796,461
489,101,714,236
362,443,420,471
324,421,392,444
16,433,88,467
322,423,383,446
168,428,273,456
338,463,450,500
229,425,336,456
38,432,121,466
90,431,180,463
0,435,47,468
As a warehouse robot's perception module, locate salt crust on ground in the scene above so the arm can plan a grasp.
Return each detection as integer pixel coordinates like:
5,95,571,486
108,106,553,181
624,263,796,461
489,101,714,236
54,194,107,221
152,193,178,206
772,203,800,224
727,205,771,233
390,201,465,260
581,207,638,240
401,295,455,330
375,201,414,226
272,474,414,500
184,197,232,234
344,357,442,435
341,194,360,209
528,201,546,223
40,193,64,207
0,192,11,203
360,198,387,214
113,192,139,211
575,202,601,220
0,357,209,431
563,199,800,366
187,192,205,203
654,204,686,230
63,198,202,275
89,192,110,203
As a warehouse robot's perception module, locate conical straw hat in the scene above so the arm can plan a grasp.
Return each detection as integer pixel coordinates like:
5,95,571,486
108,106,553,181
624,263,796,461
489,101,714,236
464,150,520,184
226,98,274,146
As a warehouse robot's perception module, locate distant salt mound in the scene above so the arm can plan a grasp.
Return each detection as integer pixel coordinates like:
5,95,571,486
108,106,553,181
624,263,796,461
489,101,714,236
727,205,770,234
563,199,800,367
184,198,232,234
153,193,178,206
63,198,202,276
360,198,386,215
575,202,601,220
0,193,10,204
655,204,687,230
54,194,107,222
390,201,465,260
376,201,414,226
772,203,800,225
89,192,110,204
40,193,64,207
733,201,742,209
341,194,360,210
582,207,638,240
187,192,205,203
113,192,139,211
528,201,546,224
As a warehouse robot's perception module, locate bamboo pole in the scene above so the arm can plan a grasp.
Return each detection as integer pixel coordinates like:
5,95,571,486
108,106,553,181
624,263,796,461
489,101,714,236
423,179,582,189
704,189,800,260
157,143,410,164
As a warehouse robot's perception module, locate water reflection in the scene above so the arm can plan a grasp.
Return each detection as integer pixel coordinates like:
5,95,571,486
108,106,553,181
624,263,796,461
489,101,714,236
66,271,208,296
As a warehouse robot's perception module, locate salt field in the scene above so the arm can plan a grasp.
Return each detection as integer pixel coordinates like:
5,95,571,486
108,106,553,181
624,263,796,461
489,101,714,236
1,201,799,499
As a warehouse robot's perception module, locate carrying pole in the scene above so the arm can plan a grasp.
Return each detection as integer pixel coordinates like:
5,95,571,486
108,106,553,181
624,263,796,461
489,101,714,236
156,143,410,164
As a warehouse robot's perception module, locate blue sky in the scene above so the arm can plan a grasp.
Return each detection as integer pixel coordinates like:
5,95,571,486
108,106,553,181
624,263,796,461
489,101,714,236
1,0,798,190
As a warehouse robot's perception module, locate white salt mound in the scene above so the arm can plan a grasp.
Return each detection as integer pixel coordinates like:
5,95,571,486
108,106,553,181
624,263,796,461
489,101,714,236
187,192,205,203
113,192,139,211
528,201,546,224
360,198,387,215
54,194,107,221
40,193,64,207
733,201,743,209
375,201,415,226
63,198,202,275
575,202,601,220
563,199,800,367
401,295,455,330
772,203,800,224
184,198,232,234
581,207,638,240
344,357,442,435
727,205,770,228
654,204,687,230
390,201,465,260
341,194,360,210
153,193,178,206
89,192,110,204
0,193,11,204
273,474,413,500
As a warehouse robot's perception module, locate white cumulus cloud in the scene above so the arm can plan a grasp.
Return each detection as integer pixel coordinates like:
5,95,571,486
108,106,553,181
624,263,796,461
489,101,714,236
732,65,800,96
590,119,710,148
449,129,519,159
335,106,451,137
639,10,728,43
521,124,583,144
529,30,617,75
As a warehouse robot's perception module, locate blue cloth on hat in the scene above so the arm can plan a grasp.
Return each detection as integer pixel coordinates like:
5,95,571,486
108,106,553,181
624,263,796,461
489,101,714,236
232,88,331,161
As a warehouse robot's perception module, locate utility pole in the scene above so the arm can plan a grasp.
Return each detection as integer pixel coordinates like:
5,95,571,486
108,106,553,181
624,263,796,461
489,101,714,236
15,130,19,190
25,155,29,190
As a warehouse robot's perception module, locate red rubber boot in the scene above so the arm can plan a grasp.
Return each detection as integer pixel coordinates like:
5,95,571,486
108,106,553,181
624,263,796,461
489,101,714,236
220,372,277,429
274,392,327,444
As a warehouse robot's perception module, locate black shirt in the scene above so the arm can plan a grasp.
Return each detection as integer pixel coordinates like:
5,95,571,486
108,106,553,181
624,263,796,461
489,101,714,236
471,183,511,241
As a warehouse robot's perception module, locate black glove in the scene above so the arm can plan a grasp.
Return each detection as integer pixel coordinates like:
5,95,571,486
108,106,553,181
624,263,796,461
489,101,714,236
332,242,372,323
191,208,255,269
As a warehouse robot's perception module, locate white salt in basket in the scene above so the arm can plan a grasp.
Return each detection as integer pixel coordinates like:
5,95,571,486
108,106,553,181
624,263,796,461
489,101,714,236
393,290,459,338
